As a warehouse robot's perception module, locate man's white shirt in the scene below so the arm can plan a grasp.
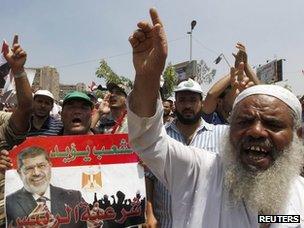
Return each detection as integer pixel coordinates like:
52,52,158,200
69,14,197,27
32,185,51,211
127,98,304,228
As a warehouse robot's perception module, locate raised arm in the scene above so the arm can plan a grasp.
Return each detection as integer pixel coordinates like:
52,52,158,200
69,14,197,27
202,73,231,114
4,35,32,134
91,93,110,128
128,8,168,117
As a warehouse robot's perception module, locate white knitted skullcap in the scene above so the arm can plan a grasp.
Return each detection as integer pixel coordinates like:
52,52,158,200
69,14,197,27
233,85,302,120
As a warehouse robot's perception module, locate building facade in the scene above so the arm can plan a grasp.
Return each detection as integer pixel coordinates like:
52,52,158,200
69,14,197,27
32,66,60,101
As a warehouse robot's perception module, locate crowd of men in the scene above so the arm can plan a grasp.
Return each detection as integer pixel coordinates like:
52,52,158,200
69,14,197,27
0,7,303,228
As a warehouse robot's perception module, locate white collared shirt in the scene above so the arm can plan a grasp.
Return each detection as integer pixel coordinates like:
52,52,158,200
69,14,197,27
32,185,51,211
127,98,304,228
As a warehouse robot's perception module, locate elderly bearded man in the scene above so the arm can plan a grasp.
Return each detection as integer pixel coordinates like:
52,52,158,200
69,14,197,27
127,8,304,228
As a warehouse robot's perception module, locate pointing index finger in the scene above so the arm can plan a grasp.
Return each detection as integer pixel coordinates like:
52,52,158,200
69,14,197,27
149,8,163,26
13,34,18,45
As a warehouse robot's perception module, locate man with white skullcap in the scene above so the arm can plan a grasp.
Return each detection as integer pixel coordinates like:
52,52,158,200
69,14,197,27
127,8,304,227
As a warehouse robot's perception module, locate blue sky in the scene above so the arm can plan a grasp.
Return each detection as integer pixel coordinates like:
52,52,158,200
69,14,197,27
1,0,303,95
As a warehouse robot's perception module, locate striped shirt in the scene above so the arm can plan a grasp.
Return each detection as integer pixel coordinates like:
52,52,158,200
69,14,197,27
146,118,228,228
27,115,63,136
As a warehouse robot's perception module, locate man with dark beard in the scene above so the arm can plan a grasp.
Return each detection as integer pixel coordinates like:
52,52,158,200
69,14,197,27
145,78,228,227
127,8,304,227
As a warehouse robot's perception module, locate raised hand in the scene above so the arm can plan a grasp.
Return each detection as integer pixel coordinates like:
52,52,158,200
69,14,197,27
4,35,27,74
232,42,247,68
129,8,168,78
230,63,254,97
98,93,111,115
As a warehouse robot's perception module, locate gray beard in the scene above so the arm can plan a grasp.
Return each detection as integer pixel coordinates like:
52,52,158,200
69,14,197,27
221,132,304,215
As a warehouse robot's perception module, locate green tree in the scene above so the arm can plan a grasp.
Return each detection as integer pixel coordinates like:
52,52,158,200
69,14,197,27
162,63,177,99
95,59,132,87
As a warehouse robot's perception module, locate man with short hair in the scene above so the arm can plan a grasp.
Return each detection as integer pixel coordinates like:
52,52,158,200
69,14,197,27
27,90,62,136
128,9,304,227
6,146,94,227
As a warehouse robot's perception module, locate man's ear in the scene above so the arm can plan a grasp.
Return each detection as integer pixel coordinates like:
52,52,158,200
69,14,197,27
297,127,303,139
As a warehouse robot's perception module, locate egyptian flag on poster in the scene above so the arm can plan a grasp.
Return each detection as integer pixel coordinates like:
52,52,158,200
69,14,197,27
5,134,146,228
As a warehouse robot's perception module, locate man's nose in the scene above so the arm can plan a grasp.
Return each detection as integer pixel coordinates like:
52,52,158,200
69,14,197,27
183,101,193,109
247,121,268,139
72,106,83,114
32,166,40,175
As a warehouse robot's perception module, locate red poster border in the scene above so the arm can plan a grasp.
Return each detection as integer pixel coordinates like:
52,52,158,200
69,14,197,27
9,134,139,168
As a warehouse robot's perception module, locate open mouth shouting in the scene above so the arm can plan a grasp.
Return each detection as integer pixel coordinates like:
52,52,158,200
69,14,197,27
71,117,82,126
240,140,275,171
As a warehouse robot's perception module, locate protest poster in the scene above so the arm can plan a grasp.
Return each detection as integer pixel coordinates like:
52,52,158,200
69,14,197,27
5,134,146,227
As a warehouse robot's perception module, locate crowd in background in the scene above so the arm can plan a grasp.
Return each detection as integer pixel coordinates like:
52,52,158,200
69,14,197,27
0,9,303,227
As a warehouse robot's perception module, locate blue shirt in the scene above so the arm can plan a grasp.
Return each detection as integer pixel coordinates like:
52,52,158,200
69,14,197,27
146,118,228,228
27,116,63,136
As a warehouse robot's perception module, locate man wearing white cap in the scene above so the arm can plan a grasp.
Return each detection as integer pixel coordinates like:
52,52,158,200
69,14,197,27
128,8,304,227
27,90,62,136
146,78,228,227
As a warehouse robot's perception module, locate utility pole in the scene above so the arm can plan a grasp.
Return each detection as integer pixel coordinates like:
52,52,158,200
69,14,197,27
187,20,197,61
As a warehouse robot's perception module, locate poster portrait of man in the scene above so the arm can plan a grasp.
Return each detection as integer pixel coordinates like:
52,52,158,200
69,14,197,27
5,134,146,228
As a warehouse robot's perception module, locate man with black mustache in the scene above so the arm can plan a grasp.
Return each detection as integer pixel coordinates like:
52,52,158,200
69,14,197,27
93,82,128,134
127,8,304,227
27,90,62,136
60,91,96,135
145,78,228,227
2,92,102,227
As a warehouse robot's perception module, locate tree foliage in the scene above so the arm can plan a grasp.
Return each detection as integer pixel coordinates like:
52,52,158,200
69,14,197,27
162,63,178,99
95,59,132,88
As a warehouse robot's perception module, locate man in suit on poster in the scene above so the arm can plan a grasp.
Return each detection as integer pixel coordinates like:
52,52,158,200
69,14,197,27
6,146,102,228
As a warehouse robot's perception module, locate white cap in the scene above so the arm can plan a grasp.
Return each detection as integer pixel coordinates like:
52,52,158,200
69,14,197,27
174,78,203,95
34,90,54,100
233,85,302,120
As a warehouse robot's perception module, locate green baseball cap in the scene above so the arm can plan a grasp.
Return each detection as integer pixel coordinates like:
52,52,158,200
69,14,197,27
63,91,93,107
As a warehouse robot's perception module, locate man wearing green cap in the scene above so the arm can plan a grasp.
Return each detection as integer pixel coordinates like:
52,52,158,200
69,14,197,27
60,91,96,135
1,91,102,227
